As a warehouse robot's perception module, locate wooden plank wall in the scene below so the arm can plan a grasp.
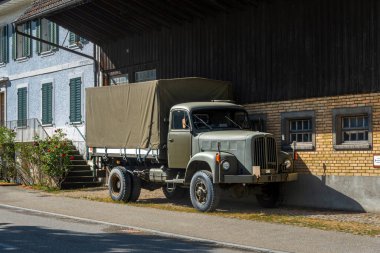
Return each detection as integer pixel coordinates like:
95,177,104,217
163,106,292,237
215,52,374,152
100,0,380,104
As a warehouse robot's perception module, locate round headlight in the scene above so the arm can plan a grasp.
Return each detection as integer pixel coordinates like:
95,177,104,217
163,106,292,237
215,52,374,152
222,161,230,170
284,159,292,169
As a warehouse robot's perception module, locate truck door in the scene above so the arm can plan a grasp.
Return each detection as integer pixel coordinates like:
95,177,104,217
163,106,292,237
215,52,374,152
168,110,192,169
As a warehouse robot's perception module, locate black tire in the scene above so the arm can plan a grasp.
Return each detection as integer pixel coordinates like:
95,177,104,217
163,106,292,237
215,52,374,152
190,170,220,212
162,185,187,200
256,184,280,208
108,166,132,202
129,172,142,202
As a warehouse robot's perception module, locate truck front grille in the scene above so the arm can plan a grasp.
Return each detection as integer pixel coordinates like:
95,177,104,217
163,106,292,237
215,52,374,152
253,136,278,172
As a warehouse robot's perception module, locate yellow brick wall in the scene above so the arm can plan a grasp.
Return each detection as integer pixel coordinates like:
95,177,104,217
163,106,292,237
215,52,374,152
245,93,380,176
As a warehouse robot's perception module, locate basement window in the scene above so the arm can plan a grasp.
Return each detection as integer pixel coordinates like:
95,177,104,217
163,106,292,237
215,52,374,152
333,107,372,150
281,110,315,151
135,69,156,83
109,74,129,85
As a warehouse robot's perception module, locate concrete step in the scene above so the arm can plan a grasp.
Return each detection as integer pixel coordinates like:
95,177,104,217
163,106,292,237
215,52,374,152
61,181,102,190
67,165,91,171
67,170,93,177
69,155,86,160
64,176,95,183
61,144,102,190
70,160,88,166
68,150,80,155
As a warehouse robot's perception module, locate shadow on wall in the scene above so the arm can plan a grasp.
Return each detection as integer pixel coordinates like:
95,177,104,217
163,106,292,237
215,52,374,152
282,156,368,212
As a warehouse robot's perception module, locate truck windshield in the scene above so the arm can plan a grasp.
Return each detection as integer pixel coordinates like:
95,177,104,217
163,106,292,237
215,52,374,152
192,109,250,130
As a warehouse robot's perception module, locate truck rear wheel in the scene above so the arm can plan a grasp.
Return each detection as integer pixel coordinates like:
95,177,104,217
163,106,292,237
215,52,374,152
108,166,132,202
190,170,220,212
129,173,142,202
256,184,279,208
162,185,187,200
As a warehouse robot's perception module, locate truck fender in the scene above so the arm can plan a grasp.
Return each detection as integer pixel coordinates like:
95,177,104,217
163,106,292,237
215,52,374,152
184,152,237,184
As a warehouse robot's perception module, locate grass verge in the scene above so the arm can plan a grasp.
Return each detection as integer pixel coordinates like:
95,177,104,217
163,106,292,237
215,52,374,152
60,194,380,237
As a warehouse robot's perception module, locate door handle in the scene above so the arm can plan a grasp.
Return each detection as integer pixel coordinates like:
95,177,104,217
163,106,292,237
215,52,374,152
168,138,174,142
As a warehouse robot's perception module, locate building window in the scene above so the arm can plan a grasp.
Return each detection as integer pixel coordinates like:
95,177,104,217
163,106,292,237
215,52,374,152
41,83,53,125
281,110,315,151
69,78,81,123
17,87,27,127
36,19,58,54
248,113,267,132
13,21,32,60
109,74,128,85
69,32,86,47
135,69,156,82
333,107,372,150
289,119,312,143
0,25,9,64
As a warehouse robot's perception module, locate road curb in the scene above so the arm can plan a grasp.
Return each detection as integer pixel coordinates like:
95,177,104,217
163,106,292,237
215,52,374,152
0,203,291,253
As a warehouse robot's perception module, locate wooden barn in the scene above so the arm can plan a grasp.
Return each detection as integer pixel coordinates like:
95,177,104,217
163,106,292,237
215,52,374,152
16,0,380,212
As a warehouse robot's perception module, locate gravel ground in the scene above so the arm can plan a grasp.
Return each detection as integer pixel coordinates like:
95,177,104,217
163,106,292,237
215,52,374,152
56,186,380,227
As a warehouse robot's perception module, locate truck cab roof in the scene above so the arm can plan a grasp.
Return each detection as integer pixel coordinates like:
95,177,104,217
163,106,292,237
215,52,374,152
171,101,244,112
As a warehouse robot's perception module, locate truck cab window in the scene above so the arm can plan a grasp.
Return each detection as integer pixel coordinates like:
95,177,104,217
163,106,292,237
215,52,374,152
192,109,249,130
172,110,190,130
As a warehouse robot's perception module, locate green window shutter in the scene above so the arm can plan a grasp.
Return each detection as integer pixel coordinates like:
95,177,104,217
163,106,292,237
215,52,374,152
42,83,53,125
23,22,31,57
69,31,75,45
12,25,17,60
69,78,81,123
4,25,8,63
36,19,41,54
0,25,8,63
17,87,27,127
50,22,58,49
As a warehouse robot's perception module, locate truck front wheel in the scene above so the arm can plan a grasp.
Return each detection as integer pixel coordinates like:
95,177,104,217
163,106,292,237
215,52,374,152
256,184,279,208
190,170,220,212
108,166,132,202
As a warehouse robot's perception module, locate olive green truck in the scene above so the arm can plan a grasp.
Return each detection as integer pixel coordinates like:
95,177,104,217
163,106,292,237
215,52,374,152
86,78,297,212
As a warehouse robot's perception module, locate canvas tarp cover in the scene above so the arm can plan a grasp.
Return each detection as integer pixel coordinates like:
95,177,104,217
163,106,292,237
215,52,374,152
86,78,232,149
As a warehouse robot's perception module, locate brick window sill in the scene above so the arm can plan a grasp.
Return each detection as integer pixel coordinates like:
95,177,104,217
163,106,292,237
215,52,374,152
282,143,314,151
333,143,371,151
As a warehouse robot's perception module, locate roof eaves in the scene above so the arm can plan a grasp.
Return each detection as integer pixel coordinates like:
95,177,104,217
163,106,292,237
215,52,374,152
15,0,91,25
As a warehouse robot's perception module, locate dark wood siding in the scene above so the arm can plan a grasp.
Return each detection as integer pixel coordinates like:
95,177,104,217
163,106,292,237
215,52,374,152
100,0,380,104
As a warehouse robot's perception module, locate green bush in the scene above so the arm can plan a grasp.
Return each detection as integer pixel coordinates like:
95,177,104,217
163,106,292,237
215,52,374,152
0,127,72,188
0,126,17,182
31,129,72,188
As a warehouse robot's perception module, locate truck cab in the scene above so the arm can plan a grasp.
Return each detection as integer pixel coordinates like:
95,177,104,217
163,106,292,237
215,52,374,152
165,102,297,211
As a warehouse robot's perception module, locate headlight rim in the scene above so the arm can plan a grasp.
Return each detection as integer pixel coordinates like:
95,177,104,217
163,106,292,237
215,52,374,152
221,160,231,171
283,159,292,169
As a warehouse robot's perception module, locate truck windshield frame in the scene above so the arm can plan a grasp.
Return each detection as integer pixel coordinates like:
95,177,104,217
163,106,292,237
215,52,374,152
191,108,250,131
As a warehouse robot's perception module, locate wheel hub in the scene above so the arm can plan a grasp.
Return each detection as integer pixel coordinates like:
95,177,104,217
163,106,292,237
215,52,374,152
111,174,121,194
195,179,207,204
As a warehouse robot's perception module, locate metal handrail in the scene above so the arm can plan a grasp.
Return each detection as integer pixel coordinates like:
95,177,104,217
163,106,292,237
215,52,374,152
2,118,50,142
35,119,50,138
72,124,89,160
73,124,86,141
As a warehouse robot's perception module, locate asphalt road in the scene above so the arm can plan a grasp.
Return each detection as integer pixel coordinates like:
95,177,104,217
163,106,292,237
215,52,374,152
0,206,254,253
0,186,379,253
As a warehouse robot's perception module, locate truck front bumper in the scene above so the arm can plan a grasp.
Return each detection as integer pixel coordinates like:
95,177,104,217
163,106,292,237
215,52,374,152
223,173,298,184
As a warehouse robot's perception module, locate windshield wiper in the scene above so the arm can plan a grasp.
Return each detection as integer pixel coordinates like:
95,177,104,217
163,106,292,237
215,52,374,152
225,116,242,129
193,115,212,130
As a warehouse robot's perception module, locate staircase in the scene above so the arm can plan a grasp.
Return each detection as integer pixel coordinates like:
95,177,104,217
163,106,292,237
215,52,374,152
61,144,102,189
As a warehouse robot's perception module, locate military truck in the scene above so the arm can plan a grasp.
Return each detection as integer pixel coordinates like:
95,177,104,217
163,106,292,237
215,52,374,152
86,78,297,212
